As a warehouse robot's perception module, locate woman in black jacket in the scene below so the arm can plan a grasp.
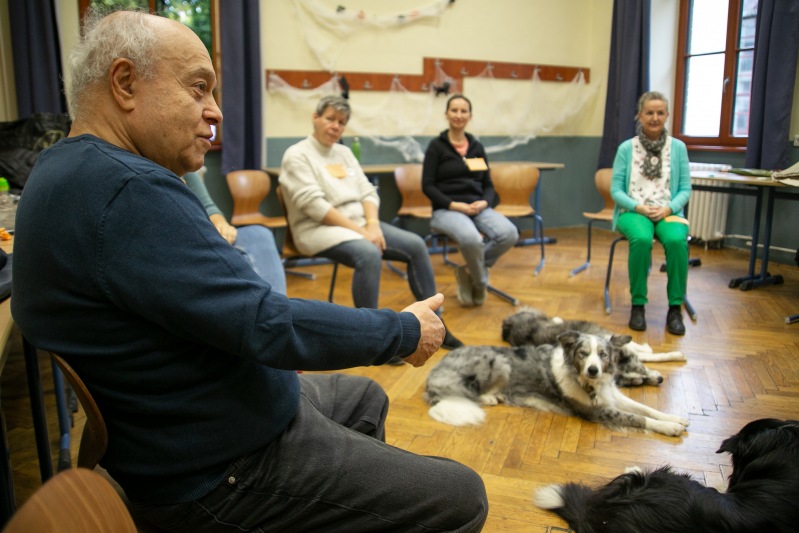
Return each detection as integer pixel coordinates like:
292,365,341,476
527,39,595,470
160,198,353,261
422,94,518,306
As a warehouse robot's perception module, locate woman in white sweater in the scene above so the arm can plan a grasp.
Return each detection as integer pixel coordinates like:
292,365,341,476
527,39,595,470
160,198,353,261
279,95,462,351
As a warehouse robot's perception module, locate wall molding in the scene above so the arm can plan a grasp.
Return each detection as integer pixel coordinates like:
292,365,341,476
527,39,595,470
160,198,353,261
266,57,590,92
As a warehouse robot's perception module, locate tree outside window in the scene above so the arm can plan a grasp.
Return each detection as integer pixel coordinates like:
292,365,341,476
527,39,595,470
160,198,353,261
78,0,221,144
673,0,758,151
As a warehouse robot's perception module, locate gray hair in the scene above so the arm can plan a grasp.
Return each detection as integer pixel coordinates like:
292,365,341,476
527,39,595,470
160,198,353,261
315,95,351,121
637,91,669,114
68,9,161,118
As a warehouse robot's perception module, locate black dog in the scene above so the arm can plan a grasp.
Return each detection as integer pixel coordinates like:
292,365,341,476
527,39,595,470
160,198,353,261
534,418,799,532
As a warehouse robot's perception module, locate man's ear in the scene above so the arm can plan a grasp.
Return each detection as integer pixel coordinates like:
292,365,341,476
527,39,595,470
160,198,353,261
110,58,137,111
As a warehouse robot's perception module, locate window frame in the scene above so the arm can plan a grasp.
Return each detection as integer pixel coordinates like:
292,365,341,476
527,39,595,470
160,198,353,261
76,0,222,148
672,0,753,152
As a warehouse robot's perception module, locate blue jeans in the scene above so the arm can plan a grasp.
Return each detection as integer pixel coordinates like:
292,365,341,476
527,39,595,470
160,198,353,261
430,207,518,287
316,222,436,309
132,374,488,532
234,225,286,295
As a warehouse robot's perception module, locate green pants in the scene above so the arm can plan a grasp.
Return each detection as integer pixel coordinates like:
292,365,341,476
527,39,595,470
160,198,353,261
616,212,689,306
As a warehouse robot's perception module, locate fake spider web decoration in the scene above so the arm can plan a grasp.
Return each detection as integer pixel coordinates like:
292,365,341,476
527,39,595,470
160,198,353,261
267,62,599,162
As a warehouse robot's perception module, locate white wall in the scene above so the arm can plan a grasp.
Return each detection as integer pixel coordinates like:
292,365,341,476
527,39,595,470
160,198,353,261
261,0,614,138
14,0,799,144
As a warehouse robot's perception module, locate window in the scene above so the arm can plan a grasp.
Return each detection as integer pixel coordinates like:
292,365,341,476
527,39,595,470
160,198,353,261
77,0,221,145
672,0,758,151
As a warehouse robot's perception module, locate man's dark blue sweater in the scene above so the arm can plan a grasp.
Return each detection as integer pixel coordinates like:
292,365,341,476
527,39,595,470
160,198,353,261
12,135,421,504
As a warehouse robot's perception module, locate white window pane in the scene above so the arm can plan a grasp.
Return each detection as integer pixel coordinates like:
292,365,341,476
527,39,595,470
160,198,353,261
688,0,729,55
683,55,725,136
732,50,754,137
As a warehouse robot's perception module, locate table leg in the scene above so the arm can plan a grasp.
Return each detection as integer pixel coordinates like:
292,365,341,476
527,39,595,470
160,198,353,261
729,186,763,289
738,187,784,291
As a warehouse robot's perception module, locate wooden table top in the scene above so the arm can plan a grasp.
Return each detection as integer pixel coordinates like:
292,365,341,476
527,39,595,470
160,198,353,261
691,170,796,188
265,160,565,178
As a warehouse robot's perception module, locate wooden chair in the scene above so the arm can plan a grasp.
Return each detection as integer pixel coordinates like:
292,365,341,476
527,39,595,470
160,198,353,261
3,468,136,533
393,164,520,306
276,186,339,302
570,168,615,276
48,353,164,533
490,163,545,276
50,353,107,470
226,169,314,280
226,170,287,229
604,234,697,320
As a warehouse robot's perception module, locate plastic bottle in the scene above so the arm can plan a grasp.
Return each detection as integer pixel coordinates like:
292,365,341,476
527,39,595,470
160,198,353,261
0,178,14,232
351,137,361,162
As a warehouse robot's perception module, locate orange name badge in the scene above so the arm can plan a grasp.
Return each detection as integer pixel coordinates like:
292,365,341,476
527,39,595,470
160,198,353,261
325,164,348,179
465,158,488,171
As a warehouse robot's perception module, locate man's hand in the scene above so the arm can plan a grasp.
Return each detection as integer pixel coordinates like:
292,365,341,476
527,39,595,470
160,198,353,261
399,293,445,367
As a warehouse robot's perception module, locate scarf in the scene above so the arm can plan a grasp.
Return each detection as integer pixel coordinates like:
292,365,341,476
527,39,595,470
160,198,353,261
636,123,668,180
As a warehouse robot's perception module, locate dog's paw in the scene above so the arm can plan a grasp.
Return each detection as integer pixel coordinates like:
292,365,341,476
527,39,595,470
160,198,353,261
552,317,564,325
479,394,500,406
663,351,687,361
648,419,687,436
662,414,690,427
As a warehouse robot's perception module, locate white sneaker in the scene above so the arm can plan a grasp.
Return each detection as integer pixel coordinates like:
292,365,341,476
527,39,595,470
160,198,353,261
455,265,474,306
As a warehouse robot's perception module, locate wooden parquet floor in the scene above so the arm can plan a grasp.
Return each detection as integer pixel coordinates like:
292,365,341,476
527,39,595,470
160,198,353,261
3,227,799,532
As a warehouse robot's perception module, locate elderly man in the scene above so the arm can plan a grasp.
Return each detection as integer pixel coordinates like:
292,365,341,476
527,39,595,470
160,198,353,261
12,10,487,533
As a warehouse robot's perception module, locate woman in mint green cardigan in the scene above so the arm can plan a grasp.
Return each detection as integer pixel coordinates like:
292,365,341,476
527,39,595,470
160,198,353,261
610,91,692,336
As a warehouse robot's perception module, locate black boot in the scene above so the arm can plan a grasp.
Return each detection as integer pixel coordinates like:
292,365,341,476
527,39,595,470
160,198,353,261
666,306,685,335
629,305,646,331
442,328,464,350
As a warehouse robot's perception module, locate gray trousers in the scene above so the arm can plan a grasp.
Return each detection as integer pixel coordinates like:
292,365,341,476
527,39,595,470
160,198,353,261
133,374,488,532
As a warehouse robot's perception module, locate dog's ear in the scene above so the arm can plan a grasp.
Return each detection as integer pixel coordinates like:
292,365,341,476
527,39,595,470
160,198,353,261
501,319,513,343
609,334,633,347
557,330,580,349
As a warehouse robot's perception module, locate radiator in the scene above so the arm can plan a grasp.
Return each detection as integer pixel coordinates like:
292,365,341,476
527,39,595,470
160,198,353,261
687,164,731,242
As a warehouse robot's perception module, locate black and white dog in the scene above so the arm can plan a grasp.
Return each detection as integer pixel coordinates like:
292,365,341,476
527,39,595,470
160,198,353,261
424,331,689,436
534,418,799,533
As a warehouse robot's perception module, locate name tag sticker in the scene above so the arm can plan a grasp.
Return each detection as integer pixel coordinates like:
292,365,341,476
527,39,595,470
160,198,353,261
465,158,488,171
325,164,347,179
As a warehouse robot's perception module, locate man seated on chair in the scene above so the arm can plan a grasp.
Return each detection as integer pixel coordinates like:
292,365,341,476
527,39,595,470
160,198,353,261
11,10,486,533
184,169,287,295
278,95,463,351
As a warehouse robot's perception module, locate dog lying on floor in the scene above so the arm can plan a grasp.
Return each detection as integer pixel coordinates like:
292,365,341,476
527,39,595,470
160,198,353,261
534,418,799,533
502,306,686,367
424,331,689,436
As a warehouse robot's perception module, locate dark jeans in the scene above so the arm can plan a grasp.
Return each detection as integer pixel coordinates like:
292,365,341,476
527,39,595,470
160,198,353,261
132,374,488,532
317,222,437,309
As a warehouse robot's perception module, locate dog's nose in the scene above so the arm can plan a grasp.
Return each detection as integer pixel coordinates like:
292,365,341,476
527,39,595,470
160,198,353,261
587,366,599,377
657,376,664,384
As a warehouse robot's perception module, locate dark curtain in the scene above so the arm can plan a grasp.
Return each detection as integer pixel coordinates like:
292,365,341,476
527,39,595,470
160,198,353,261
597,0,651,169
8,0,67,117
744,0,799,170
220,0,262,174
